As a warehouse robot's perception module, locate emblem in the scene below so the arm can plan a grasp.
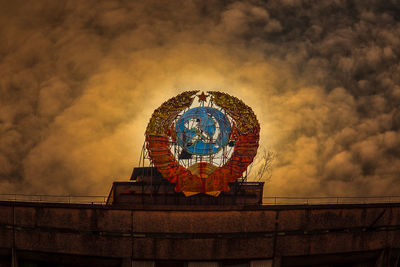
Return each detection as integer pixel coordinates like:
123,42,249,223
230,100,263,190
145,91,260,196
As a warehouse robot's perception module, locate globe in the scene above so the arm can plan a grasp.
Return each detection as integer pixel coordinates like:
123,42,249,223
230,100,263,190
175,107,231,155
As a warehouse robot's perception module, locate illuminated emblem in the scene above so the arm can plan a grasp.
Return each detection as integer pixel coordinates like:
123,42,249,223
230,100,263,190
145,91,260,196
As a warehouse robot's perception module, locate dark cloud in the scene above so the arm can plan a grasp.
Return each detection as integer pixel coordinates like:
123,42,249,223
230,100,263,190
0,0,399,197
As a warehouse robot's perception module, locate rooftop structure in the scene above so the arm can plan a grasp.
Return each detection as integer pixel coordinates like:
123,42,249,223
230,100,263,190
107,167,264,206
0,200,400,266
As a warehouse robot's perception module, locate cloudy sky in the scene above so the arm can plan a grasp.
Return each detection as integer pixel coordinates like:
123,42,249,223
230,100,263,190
0,0,399,197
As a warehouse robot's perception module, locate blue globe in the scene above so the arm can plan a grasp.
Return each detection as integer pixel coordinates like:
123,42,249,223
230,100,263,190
175,107,231,155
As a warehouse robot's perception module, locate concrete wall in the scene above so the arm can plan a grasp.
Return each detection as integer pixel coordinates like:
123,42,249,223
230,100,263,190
0,202,400,264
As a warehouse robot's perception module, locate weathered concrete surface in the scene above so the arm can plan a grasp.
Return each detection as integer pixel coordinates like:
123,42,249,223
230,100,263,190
1,202,400,261
132,210,276,233
0,205,12,249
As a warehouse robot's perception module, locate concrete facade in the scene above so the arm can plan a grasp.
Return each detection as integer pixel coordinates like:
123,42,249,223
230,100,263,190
0,201,400,266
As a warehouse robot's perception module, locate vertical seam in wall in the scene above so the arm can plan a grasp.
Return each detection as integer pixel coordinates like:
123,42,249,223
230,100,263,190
12,203,15,248
272,210,280,267
306,208,311,255
12,202,16,267
388,207,393,249
131,209,134,266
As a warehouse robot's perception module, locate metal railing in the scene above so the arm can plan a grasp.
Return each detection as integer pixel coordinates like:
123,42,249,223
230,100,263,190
0,194,108,205
262,196,400,205
1,194,400,205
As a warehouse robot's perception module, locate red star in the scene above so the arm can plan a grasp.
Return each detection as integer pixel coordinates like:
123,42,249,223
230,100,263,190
197,92,208,102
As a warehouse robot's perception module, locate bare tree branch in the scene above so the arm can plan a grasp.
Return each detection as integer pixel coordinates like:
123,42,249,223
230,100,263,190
247,147,275,183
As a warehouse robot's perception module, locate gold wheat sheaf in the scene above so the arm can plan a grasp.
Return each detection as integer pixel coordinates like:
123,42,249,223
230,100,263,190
208,91,259,134
146,91,198,136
